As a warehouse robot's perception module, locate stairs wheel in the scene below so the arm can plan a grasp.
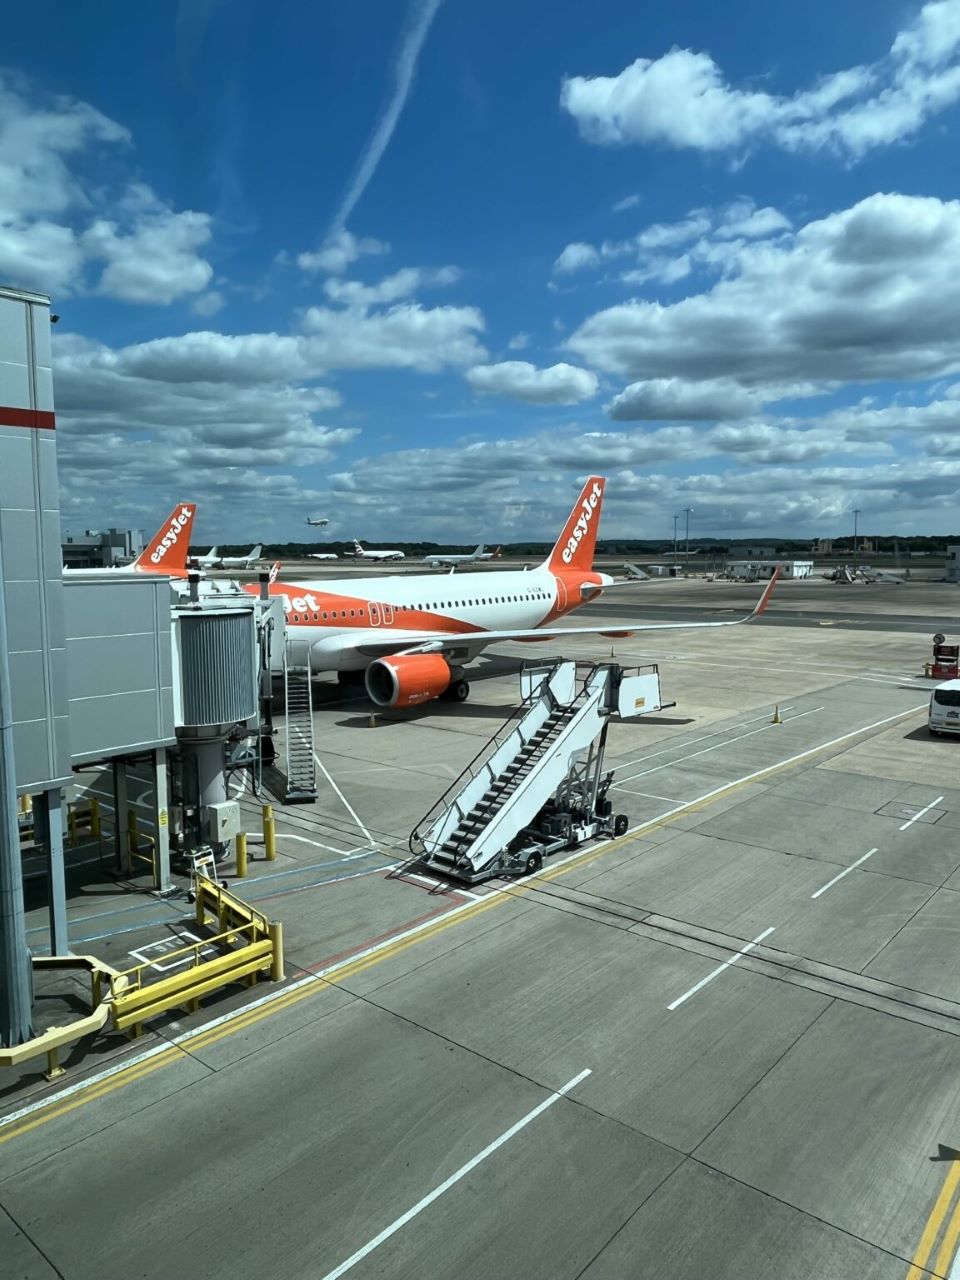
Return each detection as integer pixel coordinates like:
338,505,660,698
614,814,629,837
524,851,543,875
596,797,612,818
449,678,470,703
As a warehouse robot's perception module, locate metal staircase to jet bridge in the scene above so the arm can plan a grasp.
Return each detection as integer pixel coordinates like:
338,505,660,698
283,643,318,803
408,659,668,884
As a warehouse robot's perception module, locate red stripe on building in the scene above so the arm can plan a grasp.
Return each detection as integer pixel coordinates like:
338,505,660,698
0,407,55,430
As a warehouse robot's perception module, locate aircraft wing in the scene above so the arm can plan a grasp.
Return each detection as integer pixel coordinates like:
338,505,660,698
319,569,780,663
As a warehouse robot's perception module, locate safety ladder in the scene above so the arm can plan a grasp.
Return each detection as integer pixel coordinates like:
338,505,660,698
283,643,317,802
410,663,610,880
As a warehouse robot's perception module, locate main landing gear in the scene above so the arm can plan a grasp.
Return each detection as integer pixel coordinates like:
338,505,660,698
337,669,366,688
443,678,470,703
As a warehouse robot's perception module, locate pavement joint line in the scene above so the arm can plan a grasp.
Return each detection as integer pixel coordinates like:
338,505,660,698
317,1068,593,1280
900,796,945,831
666,927,776,1010
810,848,879,899
612,705,797,774
906,1160,960,1280
613,706,825,787
0,700,927,1143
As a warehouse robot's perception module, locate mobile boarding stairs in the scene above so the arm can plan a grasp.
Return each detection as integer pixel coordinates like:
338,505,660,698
406,660,671,885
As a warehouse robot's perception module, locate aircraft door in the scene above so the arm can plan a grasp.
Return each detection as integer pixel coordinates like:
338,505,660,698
555,578,568,612
368,602,381,626
382,603,394,625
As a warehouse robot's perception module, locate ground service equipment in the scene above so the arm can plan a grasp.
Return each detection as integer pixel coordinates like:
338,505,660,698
407,660,670,883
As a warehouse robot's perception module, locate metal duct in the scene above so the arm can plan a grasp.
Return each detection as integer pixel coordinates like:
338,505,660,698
178,610,257,728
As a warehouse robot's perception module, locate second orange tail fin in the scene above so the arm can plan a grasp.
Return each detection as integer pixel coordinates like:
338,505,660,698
131,502,196,577
546,476,605,572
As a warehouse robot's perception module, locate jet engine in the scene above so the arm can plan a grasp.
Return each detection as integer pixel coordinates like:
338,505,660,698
365,654,452,708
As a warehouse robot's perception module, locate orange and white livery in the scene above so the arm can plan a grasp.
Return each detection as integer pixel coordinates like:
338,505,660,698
239,476,780,710
131,502,196,577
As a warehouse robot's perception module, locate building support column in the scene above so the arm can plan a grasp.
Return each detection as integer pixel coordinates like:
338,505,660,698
151,748,171,893
44,789,67,955
0,574,33,1044
112,759,128,874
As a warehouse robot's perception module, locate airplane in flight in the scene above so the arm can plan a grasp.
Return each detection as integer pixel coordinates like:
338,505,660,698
306,516,329,527
352,540,404,561
422,544,502,568
242,476,779,710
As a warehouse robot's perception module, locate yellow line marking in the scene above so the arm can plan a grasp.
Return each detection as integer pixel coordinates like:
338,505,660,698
906,1162,960,1279
933,1182,960,1279
1,702,925,1147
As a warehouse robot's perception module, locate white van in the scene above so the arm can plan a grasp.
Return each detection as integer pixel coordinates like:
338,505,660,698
929,679,960,735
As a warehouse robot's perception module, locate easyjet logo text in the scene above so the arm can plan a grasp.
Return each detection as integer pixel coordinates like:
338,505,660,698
149,506,193,564
561,482,602,564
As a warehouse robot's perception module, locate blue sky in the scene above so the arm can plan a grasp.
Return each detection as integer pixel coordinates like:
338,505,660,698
4,0,960,544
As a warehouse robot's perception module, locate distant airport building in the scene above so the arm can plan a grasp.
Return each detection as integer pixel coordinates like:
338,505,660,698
737,544,778,558
62,527,144,569
726,559,813,580
812,538,834,553
946,546,960,582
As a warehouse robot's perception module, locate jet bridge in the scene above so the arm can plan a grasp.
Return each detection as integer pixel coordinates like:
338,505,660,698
407,660,670,884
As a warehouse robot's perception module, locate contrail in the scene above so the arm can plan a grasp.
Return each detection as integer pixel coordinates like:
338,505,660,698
330,0,443,235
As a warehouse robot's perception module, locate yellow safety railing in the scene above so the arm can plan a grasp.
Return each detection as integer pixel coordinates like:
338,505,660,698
0,955,126,1080
108,875,283,1037
67,796,101,845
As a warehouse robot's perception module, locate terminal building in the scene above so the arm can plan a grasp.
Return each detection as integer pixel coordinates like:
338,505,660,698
61,526,144,569
0,284,285,1049
725,559,814,580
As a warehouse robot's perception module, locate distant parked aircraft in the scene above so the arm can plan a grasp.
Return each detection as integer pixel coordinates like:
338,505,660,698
309,552,339,560
422,544,502,568
218,544,264,569
352,540,404,561
189,546,220,569
306,516,329,527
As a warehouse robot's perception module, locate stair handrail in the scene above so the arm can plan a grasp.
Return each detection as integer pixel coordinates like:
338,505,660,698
409,659,577,854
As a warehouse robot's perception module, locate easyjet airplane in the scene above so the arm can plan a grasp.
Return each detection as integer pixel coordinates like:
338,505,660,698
129,485,779,710
243,477,779,709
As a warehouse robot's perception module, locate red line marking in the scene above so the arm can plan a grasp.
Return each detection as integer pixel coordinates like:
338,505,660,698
0,407,55,430
305,899,464,973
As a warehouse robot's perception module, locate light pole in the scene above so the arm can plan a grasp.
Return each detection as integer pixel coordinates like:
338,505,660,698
853,508,861,559
672,513,679,570
684,507,693,565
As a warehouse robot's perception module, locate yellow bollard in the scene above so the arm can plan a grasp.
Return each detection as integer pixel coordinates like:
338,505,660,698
772,704,782,725
268,920,285,981
235,831,248,878
90,796,101,839
263,804,276,861
368,712,377,728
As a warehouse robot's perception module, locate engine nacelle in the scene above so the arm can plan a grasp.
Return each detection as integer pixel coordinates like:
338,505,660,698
365,654,452,708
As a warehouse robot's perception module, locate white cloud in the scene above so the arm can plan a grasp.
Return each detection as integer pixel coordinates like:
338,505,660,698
191,289,226,317
612,194,641,212
83,199,213,304
297,229,390,275
553,201,790,285
608,377,760,420
553,242,601,274
323,265,459,307
567,193,960,389
301,301,486,371
465,361,599,404
507,331,530,350
560,0,960,159
0,72,214,303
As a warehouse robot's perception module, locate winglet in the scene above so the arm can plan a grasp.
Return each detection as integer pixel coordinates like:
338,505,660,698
751,565,781,618
131,502,196,577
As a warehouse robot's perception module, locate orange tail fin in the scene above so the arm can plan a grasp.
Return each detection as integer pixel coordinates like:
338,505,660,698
546,476,605,572
131,502,196,577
